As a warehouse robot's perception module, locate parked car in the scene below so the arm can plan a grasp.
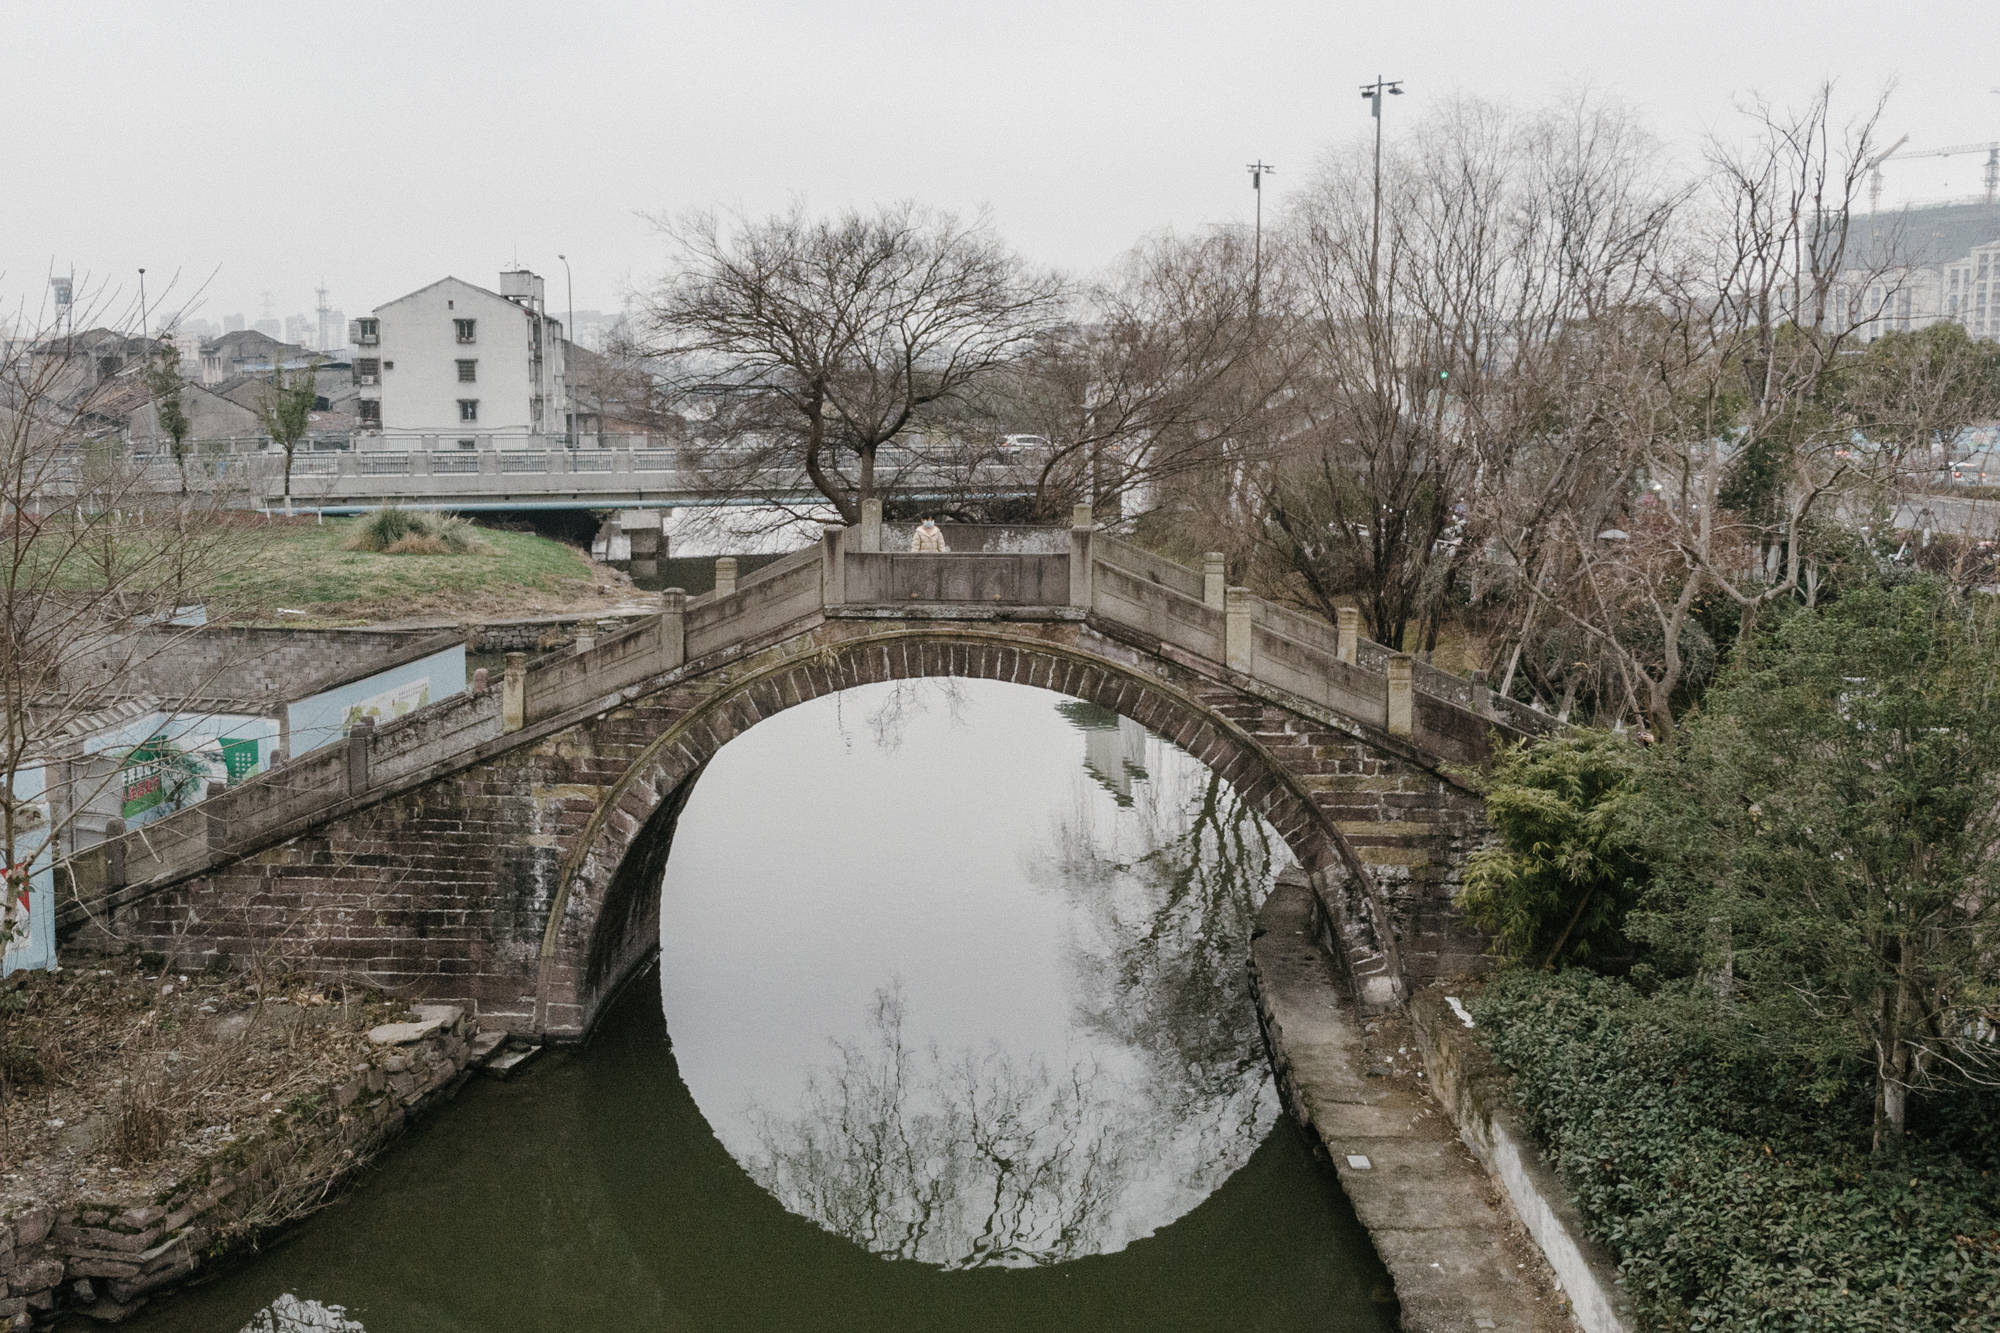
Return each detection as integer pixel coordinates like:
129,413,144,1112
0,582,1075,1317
1950,451,1998,487
998,434,1052,452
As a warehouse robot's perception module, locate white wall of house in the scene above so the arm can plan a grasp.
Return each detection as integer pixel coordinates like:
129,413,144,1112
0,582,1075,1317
356,275,569,443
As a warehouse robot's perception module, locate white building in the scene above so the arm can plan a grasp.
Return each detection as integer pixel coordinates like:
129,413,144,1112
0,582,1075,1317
351,271,570,446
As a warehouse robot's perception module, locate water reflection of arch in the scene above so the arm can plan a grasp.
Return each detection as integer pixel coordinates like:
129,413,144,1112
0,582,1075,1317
568,972,1399,1331
536,626,1380,1037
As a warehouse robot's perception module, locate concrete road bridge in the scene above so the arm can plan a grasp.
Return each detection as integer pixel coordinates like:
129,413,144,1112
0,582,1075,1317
106,442,1042,513
61,510,1552,1039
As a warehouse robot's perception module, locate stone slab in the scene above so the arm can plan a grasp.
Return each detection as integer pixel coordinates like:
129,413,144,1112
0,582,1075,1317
1252,880,1573,1333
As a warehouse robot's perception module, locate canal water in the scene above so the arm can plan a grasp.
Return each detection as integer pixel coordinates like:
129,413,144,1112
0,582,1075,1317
106,680,1395,1332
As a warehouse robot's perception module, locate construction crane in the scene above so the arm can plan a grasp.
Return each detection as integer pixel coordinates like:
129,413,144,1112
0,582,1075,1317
1872,139,2000,209
1865,134,1911,212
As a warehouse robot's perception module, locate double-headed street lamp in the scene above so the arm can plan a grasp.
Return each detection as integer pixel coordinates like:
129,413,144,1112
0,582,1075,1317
1359,76,1404,302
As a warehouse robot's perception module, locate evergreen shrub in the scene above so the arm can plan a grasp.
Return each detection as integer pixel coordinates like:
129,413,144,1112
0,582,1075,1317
1471,970,2000,1332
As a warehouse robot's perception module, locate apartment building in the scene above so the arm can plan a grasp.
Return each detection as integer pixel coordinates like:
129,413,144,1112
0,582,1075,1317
351,270,569,445
1840,202,2000,341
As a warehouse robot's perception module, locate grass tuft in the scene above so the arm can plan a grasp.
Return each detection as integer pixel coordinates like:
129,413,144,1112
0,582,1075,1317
342,508,491,556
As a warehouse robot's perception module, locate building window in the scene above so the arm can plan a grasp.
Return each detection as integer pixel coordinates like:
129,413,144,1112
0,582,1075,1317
456,359,477,383
458,399,479,423
355,357,381,386
454,318,477,343
456,437,477,450
358,399,381,426
354,317,379,345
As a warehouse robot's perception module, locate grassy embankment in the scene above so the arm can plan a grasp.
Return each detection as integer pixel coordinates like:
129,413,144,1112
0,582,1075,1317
33,514,617,624
211,516,611,622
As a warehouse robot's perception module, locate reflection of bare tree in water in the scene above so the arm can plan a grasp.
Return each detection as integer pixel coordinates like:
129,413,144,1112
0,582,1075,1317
1042,703,1288,1169
746,986,1125,1268
829,679,975,754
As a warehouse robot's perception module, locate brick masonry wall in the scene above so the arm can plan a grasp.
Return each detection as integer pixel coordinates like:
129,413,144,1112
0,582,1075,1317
65,626,456,709
97,615,1496,1039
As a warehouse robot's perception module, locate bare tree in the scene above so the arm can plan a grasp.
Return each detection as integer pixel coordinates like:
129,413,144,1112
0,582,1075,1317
1525,85,1968,733
1252,96,1674,654
0,293,248,965
638,203,1067,524
1000,227,1294,523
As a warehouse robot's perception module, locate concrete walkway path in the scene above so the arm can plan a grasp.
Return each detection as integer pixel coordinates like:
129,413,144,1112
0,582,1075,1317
1251,879,1574,1333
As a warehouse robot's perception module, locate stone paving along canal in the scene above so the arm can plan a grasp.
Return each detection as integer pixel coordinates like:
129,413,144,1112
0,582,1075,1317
97,680,1396,1332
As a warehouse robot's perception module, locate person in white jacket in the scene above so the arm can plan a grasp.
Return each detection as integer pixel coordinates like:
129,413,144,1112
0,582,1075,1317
911,517,948,552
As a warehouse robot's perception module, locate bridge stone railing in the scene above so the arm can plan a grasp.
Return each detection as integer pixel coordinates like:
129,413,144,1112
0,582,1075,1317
61,513,1551,920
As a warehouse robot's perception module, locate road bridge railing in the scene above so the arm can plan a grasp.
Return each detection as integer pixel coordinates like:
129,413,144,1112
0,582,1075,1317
61,513,1551,923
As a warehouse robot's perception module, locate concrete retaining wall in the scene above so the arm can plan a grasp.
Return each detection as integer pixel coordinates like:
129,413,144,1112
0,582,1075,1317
1407,988,1631,1333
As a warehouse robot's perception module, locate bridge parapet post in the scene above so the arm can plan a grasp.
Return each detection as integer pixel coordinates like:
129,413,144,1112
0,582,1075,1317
103,817,126,893
714,557,738,597
1202,553,1226,609
1336,607,1361,664
1224,586,1254,673
858,498,883,553
346,717,374,794
820,527,847,605
203,781,230,856
657,589,687,669
1468,668,1492,719
502,653,527,732
1386,655,1415,736
1069,504,1095,610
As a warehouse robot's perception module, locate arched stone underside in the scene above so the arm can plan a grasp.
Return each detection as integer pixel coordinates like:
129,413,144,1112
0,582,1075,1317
547,626,1375,1034
105,615,1491,1040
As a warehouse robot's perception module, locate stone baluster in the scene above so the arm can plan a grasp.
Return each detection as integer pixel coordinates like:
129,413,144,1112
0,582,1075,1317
203,781,231,855
502,652,527,732
658,589,687,670
1202,552,1226,609
103,817,126,893
471,666,489,695
821,526,847,606
1068,503,1095,611
858,497,883,553
1386,654,1414,736
714,556,738,597
1467,668,1492,719
1336,607,1361,665
346,716,374,794
1224,586,1254,674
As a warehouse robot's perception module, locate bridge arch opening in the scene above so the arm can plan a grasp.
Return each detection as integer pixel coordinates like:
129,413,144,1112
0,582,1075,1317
596,667,1320,1268
541,629,1373,1040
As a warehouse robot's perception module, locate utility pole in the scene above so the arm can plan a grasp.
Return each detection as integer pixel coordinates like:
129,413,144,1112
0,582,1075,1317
1359,76,1404,305
557,253,574,448
1247,161,1276,294
137,267,149,340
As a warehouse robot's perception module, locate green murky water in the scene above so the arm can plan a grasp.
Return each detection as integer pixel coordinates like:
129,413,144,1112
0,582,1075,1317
106,680,1395,1332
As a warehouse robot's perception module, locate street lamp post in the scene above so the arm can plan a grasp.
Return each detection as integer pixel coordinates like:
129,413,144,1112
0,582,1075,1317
137,267,149,339
1359,76,1404,304
556,253,575,448
1247,160,1275,296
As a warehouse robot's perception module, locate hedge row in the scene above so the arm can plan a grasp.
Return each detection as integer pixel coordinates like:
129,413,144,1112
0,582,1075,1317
1471,971,2000,1332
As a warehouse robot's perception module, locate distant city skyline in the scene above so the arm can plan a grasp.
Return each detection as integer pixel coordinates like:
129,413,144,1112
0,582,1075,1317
5,0,1996,334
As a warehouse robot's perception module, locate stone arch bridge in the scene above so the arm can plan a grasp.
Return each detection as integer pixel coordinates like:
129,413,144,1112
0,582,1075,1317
62,512,1552,1039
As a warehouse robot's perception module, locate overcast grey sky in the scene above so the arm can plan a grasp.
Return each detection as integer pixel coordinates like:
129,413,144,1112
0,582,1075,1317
4,0,1995,333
